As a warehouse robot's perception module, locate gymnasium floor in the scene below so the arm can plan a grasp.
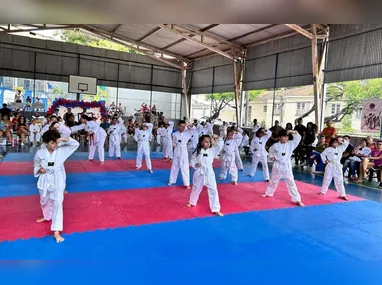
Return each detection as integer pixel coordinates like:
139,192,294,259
1,149,382,283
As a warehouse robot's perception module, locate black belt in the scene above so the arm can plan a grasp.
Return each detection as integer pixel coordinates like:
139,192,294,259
203,154,208,157
48,162,54,166
178,140,182,142
281,153,286,156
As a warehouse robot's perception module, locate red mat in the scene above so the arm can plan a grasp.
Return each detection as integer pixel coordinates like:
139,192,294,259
0,181,363,242
0,159,222,175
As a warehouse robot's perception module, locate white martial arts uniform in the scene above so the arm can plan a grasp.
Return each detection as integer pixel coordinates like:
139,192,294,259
56,123,71,139
252,123,260,133
29,124,41,143
169,126,196,186
40,124,50,137
134,123,153,170
187,126,202,162
220,131,243,182
265,133,302,202
219,125,227,138
248,130,272,179
320,141,349,197
157,127,164,145
189,138,224,212
161,122,174,159
72,121,107,162
108,120,124,158
239,134,249,152
234,128,244,170
34,138,79,232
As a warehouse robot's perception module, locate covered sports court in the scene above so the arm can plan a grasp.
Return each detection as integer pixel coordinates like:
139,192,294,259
1,24,382,283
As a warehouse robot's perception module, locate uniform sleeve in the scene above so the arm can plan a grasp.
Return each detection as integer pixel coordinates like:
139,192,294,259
233,131,243,147
338,140,350,153
58,137,80,161
264,130,272,141
146,123,154,134
291,132,302,149
190,151,199,169
71,124,85,133
250,137,256,150
268,144,276,159
212,137,224,157
133,129,139,142
33,151,43,178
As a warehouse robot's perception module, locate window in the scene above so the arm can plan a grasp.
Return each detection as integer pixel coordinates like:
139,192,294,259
296,102,308,115
296,102,308,110
331,104,341,115
273,103,282,115
263,105,267,112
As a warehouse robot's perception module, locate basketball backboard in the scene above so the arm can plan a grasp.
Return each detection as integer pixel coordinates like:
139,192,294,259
68,75,97,95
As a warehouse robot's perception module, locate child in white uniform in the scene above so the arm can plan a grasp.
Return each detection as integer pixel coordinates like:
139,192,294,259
161,121,174,160
71,115,107,164
234,128,245,171
187,134,224,216
34,130,79,243
262,129,304,207
247,128,272,181
134,122,154,173
108,117,124,159
319,137,349,200
219,128,243,185
29,119,41,145
168,120,196,189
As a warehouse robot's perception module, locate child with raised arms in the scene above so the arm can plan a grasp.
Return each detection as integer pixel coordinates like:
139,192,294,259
34,130,79,243
187,134,224,216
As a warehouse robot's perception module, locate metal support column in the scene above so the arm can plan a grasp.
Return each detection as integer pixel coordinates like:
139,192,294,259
150,65,154,107
181,67,190,120
232,59,244,126
311,24,320,126
271,54,279,126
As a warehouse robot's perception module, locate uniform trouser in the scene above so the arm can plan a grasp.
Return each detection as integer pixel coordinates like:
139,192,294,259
188,147,195,163
136,146,152,169
249,155,270,180
157,135,161,145
109,141,121,158
89,135,106,162
189,173,220,212
29,133,40,143
39,189,64,232
163,138,173,158
169,156,190,186
235,150,244,169
265,168,301,202
220,158,238,182
320,163,346,196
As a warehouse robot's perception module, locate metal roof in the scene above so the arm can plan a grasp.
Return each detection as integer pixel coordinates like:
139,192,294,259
0,24,329,69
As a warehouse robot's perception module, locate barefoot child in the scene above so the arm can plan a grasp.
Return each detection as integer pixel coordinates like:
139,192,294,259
319,137,349,200
261,129,304,207
247,128,272,181
187,134,224,216
168,120,196,189
108,117,124,159
34,130,79,242
134,121,154,173
219,128,243,185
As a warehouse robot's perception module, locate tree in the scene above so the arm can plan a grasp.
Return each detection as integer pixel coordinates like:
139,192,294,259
54,30,138,54
206,90,264,120
298,78,382,123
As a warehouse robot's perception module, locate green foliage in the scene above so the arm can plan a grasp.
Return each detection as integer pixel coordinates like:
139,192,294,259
52,87,64,96
340,114,354,133
205,90,264,119
55,30,138,54
325,78,382,122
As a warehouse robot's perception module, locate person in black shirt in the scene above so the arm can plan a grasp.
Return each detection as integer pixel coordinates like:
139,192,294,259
293,118,307,164
340,135,354,164
0,103,11,119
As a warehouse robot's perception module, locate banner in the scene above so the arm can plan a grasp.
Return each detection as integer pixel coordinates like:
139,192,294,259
361,99,382,133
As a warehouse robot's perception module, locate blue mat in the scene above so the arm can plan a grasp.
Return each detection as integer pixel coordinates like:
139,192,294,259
2,151,165,162
0,167,265,198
